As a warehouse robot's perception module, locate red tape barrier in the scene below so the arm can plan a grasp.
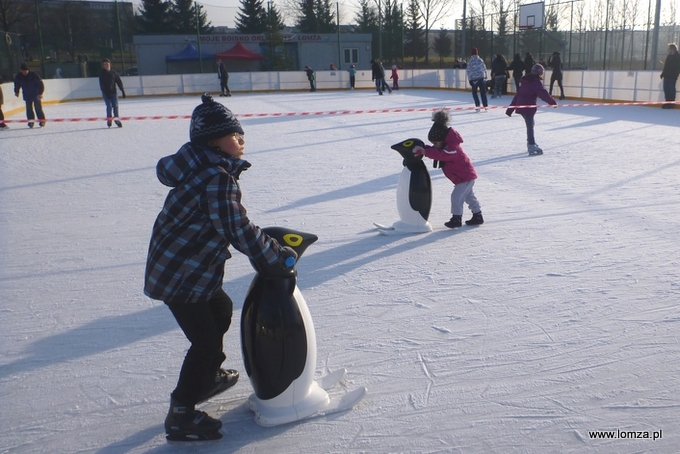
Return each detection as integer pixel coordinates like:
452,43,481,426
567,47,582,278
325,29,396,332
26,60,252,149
3,101,676,124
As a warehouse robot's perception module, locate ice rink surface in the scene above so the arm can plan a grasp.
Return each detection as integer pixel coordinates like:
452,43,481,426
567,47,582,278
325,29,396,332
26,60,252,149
1,89,680,453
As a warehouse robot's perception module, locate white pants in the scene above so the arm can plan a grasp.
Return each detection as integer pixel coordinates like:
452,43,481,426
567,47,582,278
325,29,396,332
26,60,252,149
450,179,481,216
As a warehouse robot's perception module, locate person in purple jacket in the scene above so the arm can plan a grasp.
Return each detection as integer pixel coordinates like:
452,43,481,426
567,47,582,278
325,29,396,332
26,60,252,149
413,109,484,228
506,64,557,155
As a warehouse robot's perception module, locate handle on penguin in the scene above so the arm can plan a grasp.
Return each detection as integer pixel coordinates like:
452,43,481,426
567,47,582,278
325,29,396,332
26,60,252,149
391,138,426,164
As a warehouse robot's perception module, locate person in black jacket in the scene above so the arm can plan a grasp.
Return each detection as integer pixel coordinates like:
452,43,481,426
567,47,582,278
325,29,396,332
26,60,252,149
98,59,126,127
660,43,680,109
490,54,509,98
523,52,536,76
14,63,45,128
507,53,524,92
548,51,565,100
304,66,316,91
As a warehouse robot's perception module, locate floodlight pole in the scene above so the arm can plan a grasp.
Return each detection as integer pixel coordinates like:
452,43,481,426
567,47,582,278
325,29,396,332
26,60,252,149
115,1,126,73
460,0,467,59
650,0,661,70
195,1,203,73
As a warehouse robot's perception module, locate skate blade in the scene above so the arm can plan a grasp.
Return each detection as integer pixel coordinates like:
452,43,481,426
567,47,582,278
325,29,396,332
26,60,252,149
166,430,223,442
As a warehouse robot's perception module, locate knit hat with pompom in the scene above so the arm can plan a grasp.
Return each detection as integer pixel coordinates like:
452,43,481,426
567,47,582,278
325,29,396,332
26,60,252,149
190,93,243,146
428,109,450,142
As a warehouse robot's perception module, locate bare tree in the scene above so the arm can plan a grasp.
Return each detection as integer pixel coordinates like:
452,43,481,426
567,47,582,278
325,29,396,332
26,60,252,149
416,0,454,64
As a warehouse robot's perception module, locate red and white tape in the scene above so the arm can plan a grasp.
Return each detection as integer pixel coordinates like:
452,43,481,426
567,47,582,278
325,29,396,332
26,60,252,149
3,101,676,124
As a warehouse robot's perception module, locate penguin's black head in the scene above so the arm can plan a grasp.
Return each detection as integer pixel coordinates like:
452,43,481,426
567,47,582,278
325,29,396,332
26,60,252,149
391,138,426,162
262,227,318,259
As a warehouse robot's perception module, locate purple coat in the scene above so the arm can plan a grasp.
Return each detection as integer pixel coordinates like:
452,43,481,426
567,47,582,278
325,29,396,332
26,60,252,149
423,128,477,185
507,74,556,116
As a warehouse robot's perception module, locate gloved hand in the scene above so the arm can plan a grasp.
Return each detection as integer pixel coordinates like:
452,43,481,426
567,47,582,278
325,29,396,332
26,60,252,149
121,91,126,99
413,146,425,155
260,246,297,278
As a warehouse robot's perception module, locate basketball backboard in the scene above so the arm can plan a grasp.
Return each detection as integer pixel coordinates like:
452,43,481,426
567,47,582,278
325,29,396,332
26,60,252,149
519,1,545,29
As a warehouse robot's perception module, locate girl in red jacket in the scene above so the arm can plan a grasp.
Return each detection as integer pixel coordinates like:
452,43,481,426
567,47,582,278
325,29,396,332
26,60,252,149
414,109,484,228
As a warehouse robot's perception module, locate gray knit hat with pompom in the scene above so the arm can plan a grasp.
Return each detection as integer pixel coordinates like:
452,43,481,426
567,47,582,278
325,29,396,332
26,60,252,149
428,109,450,142
190,93,243,145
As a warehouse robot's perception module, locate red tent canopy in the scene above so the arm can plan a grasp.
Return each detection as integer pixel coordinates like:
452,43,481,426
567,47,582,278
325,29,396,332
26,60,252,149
216,42,265,61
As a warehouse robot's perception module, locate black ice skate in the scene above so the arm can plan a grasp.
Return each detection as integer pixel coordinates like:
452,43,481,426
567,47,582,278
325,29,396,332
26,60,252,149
165,397,222,442
196,368,239,405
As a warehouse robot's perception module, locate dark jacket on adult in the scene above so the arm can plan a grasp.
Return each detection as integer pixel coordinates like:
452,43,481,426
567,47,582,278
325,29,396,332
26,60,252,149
491,56,509,78
371,60,382,80
144,143,284,304
14,70,44,101
507,54,524,81
660,51,680,80
218,62,228,80
99,69,125,97
506,73,557,116
548,53,563,77
523,53,536,76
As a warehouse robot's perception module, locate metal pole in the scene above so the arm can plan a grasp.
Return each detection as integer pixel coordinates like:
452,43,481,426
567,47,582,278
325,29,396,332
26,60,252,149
643,0,651,69
461,0,467,59
603,0,610,70
650,0,661,70
195,1,203,73
568,1,573,68
378,0,383,60
337,2,341,68
115,1,126,73
33,0,46,77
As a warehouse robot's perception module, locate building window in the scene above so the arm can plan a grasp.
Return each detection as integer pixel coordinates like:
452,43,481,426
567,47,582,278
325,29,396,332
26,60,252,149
343,48,358,65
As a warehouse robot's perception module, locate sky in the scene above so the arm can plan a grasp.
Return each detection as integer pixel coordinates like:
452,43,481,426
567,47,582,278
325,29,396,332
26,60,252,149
1,88,680,453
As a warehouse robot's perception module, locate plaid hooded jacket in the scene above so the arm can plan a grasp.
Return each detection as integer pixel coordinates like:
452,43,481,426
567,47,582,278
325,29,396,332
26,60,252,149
144,142,282,304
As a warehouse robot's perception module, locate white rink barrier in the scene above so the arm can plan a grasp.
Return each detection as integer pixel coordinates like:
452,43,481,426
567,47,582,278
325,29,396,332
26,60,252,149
1,68,671,115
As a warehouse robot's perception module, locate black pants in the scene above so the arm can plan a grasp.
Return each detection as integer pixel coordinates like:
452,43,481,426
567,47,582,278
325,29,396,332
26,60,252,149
166,289,233,406
25,99,46,121
220,77,230,95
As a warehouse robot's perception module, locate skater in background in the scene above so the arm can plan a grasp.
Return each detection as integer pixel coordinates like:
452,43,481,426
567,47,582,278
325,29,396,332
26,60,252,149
13,63,45,128
371,59,384,95
98,58,126,128
507,53,524,91
548,51,565,100
305,65,316,92
490,54,508,98
413,109,483,229
0,76,8,130
144,94,297,441
466,47,488,112
523,52,536,76
379,62,392,93
660,43,680,109
348,64,356,89
217,58,231,97
506,64,557,155
390,65,399,90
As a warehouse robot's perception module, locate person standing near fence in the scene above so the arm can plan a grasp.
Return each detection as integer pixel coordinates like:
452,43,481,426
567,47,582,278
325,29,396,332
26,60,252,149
305,66,316,92
14,63,46,128
466,48,488,112
660,43,680,109
548,51,565,100
371,60,384,95
490,54,508,99
0,76,8,130
507,53,524,91
348,65,356,89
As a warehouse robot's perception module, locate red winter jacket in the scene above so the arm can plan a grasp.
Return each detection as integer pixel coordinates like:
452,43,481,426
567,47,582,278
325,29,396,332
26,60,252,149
423,128,477,185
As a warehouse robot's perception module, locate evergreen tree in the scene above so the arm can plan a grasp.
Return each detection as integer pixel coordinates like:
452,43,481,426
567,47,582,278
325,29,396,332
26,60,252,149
382,0,404,64
404,0,426,65
169,0,211,34
296,0,317,32
235,0,268,33
138,0,172,34
295,0,335,33
315,0,336,33
354,0,379,59
432,27,452,66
